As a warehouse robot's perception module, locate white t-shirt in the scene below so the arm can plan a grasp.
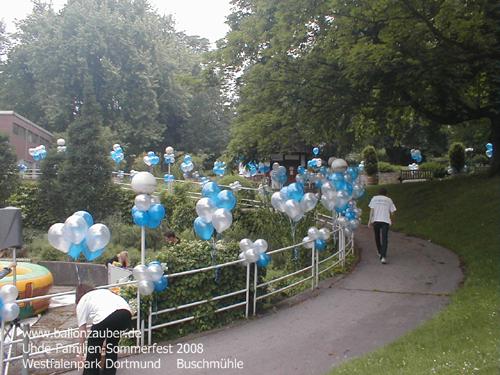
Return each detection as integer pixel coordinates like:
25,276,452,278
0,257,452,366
76,289,131,327
369,195,396,225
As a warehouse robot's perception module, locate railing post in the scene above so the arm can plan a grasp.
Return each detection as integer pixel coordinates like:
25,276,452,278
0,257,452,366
253,263,258,316
245,263,251,318
340,228,346,268
0,320,5,375
311,241,315,290
147,304,152,346
21,324,30,375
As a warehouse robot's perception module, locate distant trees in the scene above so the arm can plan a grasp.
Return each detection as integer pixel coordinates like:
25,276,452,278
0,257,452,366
0,133,19,206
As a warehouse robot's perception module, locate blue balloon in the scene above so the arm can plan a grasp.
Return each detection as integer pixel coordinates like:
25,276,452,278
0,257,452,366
74,211,94,227
315,239,327,252
314,180,323,189
297,166,306,175
164,155,175,164
164,174,174,182
486,143,493,150
329,172,345,183
313,147,320,156
334,180,347,191
307,159,317,169
149,260,161,266
345,209,356,220
83,247,105,262
68,240,87,260
288,183,304,201
0,296,4,313
154,275,169,292
184,155,192,163
148,204,166,221
202,181,221,198
256,253,271,268
150,155,160,165
193,217,214,240
146,217,161,229
335,204,348,214
347,167,359,181
133,210,149,226
217,190,236,210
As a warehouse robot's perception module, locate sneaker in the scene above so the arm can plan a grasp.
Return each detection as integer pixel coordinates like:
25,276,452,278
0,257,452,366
380,257,387,264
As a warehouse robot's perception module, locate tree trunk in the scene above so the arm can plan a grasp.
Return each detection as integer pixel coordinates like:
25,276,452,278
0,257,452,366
488,119,500,176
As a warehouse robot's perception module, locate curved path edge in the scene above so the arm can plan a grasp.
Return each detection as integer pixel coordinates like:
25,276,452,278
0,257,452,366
67,226,463,375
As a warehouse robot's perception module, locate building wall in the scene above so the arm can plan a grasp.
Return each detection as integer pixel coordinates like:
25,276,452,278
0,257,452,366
0,111,53,165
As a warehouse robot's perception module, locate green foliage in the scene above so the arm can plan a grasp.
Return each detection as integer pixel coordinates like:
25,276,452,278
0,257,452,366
377,162,400,173
38,150,66,222
448,142,466,173
161,183,197,234
419,162,447,178
7,184,54,229
471,153,489,166
0,132,19,206
362,146,378,176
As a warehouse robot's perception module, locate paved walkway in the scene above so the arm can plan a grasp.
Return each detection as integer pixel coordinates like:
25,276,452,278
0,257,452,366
67,226,462,375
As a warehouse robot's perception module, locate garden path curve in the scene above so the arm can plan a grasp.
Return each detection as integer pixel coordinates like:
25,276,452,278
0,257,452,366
68,226,463,375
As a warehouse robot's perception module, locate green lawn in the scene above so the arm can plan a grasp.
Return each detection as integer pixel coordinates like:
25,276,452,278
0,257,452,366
329,175,500,374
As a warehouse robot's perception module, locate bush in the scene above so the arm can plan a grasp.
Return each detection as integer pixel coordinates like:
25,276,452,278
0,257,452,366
471,153,489,166
449,142,466,173
377,162,400,173
0,133,19,207
362,146,378,176
7,184,55,229
161,183,197,234
419,162,447,178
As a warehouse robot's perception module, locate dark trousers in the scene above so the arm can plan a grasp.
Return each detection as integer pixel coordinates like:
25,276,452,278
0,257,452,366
84,309,132,375
373,222,390,258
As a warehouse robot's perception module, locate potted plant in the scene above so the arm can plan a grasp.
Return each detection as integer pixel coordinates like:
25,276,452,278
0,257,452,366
362,145,379,185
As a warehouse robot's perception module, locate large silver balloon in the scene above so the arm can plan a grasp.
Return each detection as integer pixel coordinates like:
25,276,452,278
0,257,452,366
0,285,18,303
86,224,111,252
196,198,217,222
134,194,152,211
271,192,286,212
331,158,348,172
48,223,71,253
62,215,88,244
239,238,254,252
318,228,331,240
1,303,19,321
212,208,233,233
302,236,314,249
147,263,163,282
244,248,259,263
253,239,268,254
133,265,152,281
301,193,318,212
307,227,320,239
131,172,157,194
321,195,335,211
138,280,155,295
165,146,174,155
284,199,304,222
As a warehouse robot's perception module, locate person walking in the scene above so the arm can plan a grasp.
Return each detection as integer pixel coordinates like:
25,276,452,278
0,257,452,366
76,284,132,375
368,188,396,264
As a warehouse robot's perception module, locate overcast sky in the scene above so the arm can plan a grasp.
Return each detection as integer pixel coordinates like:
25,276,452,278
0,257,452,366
1,0,232,44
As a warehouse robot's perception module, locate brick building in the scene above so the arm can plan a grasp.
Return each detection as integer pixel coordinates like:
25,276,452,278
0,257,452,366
0,111,53,166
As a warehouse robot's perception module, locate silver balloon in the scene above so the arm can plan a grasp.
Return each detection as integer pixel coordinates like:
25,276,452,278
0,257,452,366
165,146,174,155
131,172,157,194
0,285,18,303
307,227,320,240
244,248,259,263
147,263,164,282
138,280,155,295
331,158,348,172
301,193,318,212
349,219,360,231
133,265,152,281
1,303,19,321
272,162,279,171
212,208,233,233
253,239,268,254
48,223,71,253
302,236,314,249
135,194,152,211
284,199,304,222
321,195,335,211
271,192,286,212
196,198,217,222
86,224,111,252
239,238,254,252
318,228,331,240
62,215,88,244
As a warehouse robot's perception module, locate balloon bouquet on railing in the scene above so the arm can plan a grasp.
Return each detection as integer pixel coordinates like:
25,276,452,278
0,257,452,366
0,284,20,322
193,180,237,281
163,146,175,191
110,144,125,181
486,143,493,159
409,148,422,171
180,154,195,179
56,138,67,153
213,161,226,177
302,226,331,252
143,151,160,174
238,239,271,268
132,261,169,296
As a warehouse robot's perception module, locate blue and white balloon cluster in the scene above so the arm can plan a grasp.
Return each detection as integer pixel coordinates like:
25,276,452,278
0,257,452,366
56,138,67,153
48,211,111,261
270,162,287,187
238,239,270,267
163,174,175,183
258,162,270,174
213,161,226,176
130,172,166,229
193,181,236,240
486,143,493,158
18,162,27,174
144,151,160,167
271,182,318,222
163,146,175,165
133,261,168,295
29,145,47,161
110,144,124,165
0,285,20,322
302,227,331,252
181,155,195,176
410,149,422,163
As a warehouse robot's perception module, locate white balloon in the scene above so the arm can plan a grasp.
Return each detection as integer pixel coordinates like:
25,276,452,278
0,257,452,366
244,248,259,263
212,208,233,233
135,194,152,211
284,199,304,222
62,215,88,244
239,238,254,252
86,224,111,252
331,158,348,172
48,223,71,253
138,280,155,295
301,193,318,212
56,138,66,146
1,303,19,321
253,239,268,254
307,227,320,240
131,172,157,194
133,265,152,281
321,195,335,211
196,198,217,222
302,236,314,249
147,264,163,282
165,146,174,155
318,228,331,240
271,192,286,212
0,285,18,303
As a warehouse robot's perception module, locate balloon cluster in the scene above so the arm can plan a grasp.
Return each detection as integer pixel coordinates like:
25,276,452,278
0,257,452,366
56,138,67,153
302,226,331,252
110,144,124,165
238,239,271,267
258,162,270,174
181,155,195,174
270,163,287,186
486,143,493,158
133,261,169,295
271,182,318,222
18,163,27,174
48,211,111,261
193,181,236,240
408,163,419,171
130,172,166,229
163,174,175,183
229,181,242,192
307,157,322,170
213,161,226,176
410,149,422,163
0,285,20,322
163,146,175,165
336,212,361,237
144,151,160,167
29,145,47,161
319,163,364,214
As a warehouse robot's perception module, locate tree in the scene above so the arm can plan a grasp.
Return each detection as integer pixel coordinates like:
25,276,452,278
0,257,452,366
0,133,19,206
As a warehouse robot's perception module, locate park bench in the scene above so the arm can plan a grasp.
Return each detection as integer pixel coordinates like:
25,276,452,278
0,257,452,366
399,170,433,183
